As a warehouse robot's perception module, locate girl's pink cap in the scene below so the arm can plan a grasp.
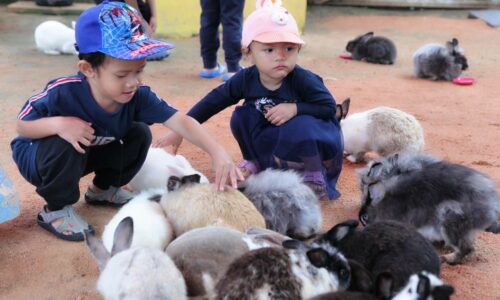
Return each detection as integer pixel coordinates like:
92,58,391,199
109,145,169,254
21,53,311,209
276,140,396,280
242,3,305,48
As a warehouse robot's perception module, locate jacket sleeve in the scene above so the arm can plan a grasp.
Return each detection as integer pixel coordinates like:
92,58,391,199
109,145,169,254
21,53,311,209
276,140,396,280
295,69,336,119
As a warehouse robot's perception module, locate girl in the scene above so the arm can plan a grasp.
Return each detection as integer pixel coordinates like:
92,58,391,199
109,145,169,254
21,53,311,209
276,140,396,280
157,0,343,199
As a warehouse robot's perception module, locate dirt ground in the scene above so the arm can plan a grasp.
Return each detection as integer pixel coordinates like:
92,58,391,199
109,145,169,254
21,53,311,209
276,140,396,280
0,5,499,300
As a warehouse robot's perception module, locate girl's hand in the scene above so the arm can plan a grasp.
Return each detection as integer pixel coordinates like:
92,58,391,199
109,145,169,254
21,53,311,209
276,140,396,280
56,117,94,154
265,103,297,126
148,16,157,33
153,131,183,154
212,149,245,192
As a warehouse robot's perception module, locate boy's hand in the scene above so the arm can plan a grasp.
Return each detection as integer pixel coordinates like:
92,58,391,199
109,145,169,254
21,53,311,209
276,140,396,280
212,149,245,192
56,117,94,154
265,103,297,126
153,131,183,154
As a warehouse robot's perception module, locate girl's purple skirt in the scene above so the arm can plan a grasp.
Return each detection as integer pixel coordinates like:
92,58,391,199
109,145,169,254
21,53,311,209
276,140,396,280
230,104,344,200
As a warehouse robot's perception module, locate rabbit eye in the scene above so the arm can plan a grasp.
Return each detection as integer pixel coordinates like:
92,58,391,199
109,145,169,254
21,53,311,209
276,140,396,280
360,214,369,225
339,268,349,280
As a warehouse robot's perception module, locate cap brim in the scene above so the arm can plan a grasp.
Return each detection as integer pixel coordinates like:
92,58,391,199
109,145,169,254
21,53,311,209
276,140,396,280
253,31,305,46
102,38,176,60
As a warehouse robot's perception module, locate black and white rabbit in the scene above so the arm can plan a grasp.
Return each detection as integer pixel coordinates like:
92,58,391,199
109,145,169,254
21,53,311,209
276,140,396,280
215,239,352,299
392,271,454,300
314,220,440,292
238,168,322,239
84,217,187,300
358,153,500,264
346,32,397,65
413,38,468,81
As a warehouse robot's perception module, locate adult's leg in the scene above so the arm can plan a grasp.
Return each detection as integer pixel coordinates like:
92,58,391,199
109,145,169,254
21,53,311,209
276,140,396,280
220,0,244,72
200,0,221,69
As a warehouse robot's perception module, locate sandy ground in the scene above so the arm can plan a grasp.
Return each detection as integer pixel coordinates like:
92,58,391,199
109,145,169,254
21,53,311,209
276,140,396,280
0,5,499,300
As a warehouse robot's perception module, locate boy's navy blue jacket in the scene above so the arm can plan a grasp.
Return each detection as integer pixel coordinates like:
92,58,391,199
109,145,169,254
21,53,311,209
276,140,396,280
11,72,177,183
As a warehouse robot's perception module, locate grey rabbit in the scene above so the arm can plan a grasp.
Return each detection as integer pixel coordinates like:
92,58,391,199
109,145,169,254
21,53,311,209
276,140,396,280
358,153,500,265
413,38,468,81
238,168,321,239
314,220,440,292
346,32,397,65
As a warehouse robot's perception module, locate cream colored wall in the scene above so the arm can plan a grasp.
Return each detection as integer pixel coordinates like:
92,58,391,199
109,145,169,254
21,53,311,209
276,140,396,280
155,0,306,38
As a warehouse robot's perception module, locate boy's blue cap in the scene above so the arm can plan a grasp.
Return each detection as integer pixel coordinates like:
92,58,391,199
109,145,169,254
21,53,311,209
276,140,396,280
75,1,174,60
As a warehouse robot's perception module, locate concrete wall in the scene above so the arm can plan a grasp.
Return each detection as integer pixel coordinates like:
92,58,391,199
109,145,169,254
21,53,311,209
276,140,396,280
156,0,307,38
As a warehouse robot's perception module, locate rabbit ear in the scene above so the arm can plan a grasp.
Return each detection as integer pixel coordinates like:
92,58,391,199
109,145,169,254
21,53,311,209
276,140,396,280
282,239,307,250
417,274,431,298
85,230,110,272
368,182,385,205
167,176,182,191
306,248,329,268
446,38,459,53
181,174,201,184
348,259,374,293
367,162,384,179
432,285,455,299
325,220,358,242
375,272,394,299
111,217,134,256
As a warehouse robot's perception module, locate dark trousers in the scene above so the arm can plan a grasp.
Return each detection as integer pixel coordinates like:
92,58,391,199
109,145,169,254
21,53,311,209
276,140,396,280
35,122,151,211
200,0,244,72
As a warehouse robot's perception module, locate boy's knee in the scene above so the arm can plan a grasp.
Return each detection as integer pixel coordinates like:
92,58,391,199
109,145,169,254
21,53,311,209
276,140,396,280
127,122,152,145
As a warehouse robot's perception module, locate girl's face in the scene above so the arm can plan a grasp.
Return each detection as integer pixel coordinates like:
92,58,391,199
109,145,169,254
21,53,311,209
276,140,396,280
245,41,300,83
80,56,146,112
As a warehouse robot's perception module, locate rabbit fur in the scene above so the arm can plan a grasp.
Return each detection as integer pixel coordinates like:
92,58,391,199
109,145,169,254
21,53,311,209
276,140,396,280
346,32,397,65
315,220,440,292
129,147,209,192
341,107,424,163
34,20,78,55
166,226,290,298
239,168,321,239
413,38,468,81
215,239,351,300
160,175,265,237
392,271,454,300
85,217,187,300
358,153,500,264
102,189,173,252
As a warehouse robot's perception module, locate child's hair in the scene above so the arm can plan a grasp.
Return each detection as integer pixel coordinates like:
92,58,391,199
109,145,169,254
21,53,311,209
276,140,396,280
241,0,305,48
78,52,106,69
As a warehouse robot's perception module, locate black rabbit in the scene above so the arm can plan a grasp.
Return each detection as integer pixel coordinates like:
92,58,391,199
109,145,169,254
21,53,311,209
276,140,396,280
346,32,397,65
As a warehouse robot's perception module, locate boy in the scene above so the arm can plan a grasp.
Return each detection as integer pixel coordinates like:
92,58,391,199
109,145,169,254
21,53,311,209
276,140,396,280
11,1,242,241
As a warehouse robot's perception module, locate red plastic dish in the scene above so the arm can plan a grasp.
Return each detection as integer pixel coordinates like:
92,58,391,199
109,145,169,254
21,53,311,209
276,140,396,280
452,77,475,86
338,54,353,60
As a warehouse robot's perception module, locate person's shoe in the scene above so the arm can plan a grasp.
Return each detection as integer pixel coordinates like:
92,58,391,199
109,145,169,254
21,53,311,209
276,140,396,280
84,186,133,206
37,205,94,241
199,63,226,78
221,65,244,81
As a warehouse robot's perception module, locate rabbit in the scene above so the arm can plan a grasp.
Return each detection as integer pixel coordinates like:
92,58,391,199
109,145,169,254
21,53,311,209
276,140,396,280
215,239,352,300
341,107,424,163
102,189,174,251
128,147,209,192
346,32,397,65
238,168,322,239
392,271,454,300
314,220,440,292
34,20,78,55
160,174,265,237
413,38,468,81
166,226,290,298
358,153,500,264
84,217,187,300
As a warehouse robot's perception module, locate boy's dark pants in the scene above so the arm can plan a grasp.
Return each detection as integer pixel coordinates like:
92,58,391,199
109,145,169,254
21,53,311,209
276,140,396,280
200,0,244,72
35,122,151,211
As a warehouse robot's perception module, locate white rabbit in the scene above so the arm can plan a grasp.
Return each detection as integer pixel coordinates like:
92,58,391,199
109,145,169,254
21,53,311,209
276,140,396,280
341,107,424,163
85,217,187,300
34,20,78,55
128,147,209,193
102,189,174,252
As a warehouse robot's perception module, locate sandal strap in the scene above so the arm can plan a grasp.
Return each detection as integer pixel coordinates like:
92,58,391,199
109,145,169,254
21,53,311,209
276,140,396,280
39,205,90,233
85,186,133,205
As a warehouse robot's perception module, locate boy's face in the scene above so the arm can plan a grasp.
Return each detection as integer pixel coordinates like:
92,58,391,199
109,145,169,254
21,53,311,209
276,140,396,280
245,41,300,82
80,56,146,111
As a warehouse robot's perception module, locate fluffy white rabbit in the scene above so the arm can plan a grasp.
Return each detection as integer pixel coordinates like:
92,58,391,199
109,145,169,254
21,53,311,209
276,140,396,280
341,107,424,163
128,147,209,192
34,20,78,55
85,217,187,300
102,189,174,252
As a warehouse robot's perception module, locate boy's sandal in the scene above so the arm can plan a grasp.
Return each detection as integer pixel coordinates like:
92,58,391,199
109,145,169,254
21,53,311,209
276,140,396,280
84,186,133,206
238,160,258,179
199,63,226,78
37,205,95,242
